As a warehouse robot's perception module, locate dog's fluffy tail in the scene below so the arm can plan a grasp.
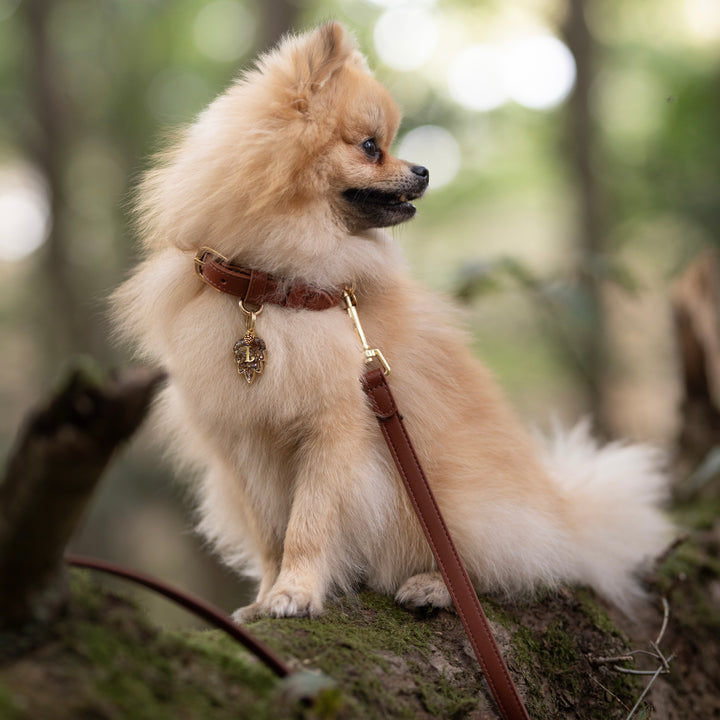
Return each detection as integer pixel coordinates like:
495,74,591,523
540,419,672,610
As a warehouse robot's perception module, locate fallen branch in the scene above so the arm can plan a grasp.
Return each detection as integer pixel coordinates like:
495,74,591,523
0,363,165,630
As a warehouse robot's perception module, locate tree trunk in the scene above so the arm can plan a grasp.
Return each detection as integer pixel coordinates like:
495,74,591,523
670,250,720,492
257,0,303,51
562,0,610,435
18,0,107,366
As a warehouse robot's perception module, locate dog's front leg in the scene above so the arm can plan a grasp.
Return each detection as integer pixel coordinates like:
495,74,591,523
261,499,336,617
258,425,359,618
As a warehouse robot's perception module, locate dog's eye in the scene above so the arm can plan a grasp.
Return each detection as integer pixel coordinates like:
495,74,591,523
361,138,381,161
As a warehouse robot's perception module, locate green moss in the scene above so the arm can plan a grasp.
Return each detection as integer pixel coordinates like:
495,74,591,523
511,615,579,674
660,535,720,639
478,596,519,630
656,529,720,634
510,609,644,720
8,573,688,719
245,591,486,719
247,591,437,666
245,595,410,717
2,578,496,720
0,684,21,720
415,667,478,719
0,572,329,720
72,595,285,720
673,497,720,531
575,588,624,638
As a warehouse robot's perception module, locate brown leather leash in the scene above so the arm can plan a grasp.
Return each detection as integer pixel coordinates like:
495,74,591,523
66,554,291,678
343,287,529,720
360,368,530,720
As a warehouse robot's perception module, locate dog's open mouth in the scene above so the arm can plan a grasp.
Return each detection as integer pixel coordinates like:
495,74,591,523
342,188,421,208
341,187,425,229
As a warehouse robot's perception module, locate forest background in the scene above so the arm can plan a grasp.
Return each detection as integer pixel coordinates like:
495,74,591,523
0,0,718,623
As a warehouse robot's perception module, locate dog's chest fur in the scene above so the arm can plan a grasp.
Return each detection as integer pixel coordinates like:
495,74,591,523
163,283,373,451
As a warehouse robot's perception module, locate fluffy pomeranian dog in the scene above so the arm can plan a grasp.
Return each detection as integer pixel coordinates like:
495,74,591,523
113,22,671,619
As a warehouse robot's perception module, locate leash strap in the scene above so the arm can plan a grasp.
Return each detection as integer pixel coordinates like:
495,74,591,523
361,367,530,720
65,554,291,678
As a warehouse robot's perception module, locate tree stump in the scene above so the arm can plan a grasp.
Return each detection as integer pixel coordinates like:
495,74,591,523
0,363,165,630
671,250,720,493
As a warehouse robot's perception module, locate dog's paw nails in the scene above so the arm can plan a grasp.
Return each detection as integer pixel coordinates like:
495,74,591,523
262,587,322,618
396,572,453,609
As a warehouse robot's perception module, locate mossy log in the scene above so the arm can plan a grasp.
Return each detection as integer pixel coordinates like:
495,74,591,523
1,361,719,718
1,519,719,720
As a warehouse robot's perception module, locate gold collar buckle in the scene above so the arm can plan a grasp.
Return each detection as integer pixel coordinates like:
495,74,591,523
194,246,230,290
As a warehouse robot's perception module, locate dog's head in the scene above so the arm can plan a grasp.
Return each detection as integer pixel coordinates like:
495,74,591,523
252,22,429,232
139,23,428,260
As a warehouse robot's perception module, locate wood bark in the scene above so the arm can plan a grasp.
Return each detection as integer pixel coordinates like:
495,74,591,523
0,365,165,629
670,250,720,490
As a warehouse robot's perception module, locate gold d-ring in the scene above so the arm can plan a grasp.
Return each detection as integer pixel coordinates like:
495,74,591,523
238,300,263,334
238,300,263,317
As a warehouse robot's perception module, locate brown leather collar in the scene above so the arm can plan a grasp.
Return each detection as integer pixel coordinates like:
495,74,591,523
194,247,343,311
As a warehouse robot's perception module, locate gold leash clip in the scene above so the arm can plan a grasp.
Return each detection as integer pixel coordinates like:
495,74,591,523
342,287,391,376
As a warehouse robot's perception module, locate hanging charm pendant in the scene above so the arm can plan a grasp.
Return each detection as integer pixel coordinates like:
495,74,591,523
233,332,266,384
234,301,266,383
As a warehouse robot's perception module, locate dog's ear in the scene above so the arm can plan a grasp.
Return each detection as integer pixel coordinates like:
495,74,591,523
290,22,358,113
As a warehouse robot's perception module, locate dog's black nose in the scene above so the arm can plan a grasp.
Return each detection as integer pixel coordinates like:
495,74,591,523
411,165,429,180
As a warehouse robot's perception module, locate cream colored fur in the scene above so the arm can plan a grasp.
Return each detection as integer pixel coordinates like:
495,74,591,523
112,23,672,619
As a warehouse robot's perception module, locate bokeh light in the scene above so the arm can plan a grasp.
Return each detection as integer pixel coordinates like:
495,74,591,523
447,35,576,112
0,166,50,262
0,0,19,22
193,0,256,63
366,0,436,8
448,45,508,112
397,125,461,190
146,68,211,122
683,0,720,41
503,36,576,110
373,7,438,71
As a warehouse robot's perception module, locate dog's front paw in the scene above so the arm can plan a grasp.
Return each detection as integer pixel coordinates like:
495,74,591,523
261,584,324,618
395,571,453,610
231,603,263,624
